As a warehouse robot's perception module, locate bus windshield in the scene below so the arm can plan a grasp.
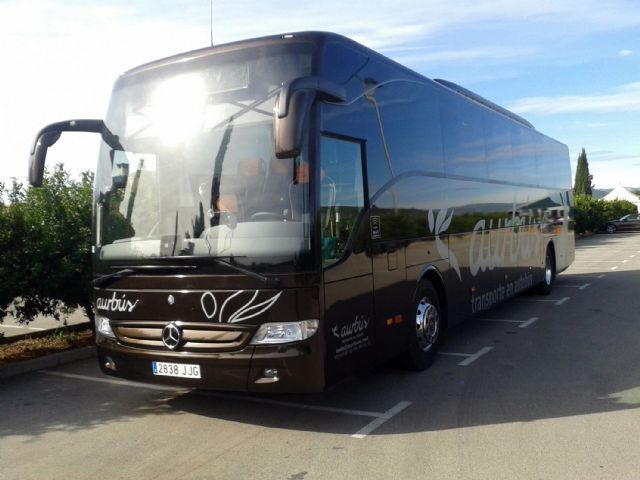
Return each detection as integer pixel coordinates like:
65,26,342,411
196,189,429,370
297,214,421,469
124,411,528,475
94,45,314,272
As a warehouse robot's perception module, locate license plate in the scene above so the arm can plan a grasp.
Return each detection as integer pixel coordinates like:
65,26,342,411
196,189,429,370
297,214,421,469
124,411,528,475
152,361,201,379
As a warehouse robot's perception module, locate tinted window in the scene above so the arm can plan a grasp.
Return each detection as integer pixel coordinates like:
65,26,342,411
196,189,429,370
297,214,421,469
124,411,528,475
440,91,488,180
485,115,514,183
551,141,571,189
374,81,445,175
322,98,393,200
322,43,369,84
320,136,365,265
510,123,537,186
372,175,445,240
534,135,554,188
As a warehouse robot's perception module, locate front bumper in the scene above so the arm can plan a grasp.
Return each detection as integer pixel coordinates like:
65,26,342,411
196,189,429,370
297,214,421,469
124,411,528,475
96,334,326,393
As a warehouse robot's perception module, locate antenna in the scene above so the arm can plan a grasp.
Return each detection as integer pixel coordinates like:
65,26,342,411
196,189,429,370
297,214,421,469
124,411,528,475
210,0,213,47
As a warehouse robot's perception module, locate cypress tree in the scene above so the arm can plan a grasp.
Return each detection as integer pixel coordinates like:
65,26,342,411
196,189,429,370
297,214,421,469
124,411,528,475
574,148,593,196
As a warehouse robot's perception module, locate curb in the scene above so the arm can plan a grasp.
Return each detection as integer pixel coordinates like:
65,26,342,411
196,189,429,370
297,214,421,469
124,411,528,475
0,346,97,380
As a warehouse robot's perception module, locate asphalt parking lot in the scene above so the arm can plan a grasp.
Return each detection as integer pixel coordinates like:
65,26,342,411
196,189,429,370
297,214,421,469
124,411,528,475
2,233,640,480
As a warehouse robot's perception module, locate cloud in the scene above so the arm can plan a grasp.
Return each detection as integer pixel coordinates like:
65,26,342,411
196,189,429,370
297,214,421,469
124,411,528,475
589,153,640,162
619,49,634,57
394,46,535,65
509,82,640,115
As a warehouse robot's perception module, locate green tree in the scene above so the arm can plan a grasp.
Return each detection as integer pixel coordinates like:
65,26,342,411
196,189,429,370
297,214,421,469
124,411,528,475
573,194,637,234
574,148,593,196
0,164,94,326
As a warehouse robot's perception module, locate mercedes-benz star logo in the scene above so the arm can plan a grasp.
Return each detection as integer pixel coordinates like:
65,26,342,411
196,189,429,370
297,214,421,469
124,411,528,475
161,322,183,350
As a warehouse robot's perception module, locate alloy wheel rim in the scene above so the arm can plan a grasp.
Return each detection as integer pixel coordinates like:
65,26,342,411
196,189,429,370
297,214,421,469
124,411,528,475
545,256,553,285
416,296,440,351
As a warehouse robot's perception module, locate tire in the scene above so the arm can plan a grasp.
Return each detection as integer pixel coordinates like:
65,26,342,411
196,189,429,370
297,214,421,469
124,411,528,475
537,246,555,295
605,224,617,234
403,280,443,370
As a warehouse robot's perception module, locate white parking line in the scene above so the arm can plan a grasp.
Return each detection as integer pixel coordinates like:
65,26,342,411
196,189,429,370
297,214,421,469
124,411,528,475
459,347,494,366
41,370,411,438
566,274,605,279
440,346,494,366
352,401,412,439
611,266,619,270
518,297,569,306
630,255,636,258
519,317,539,328
622,260,628,263
196,390,384,418
43,371,186,392
477,316,538,329
556,283,590,290
571,260,623,263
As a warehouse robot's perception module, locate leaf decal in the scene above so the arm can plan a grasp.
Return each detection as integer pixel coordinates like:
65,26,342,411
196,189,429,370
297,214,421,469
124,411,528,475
228,291,283,323
435,207,446,233
428,209,435,233
219,290,249,323
440,209,454,233
200,291,218,320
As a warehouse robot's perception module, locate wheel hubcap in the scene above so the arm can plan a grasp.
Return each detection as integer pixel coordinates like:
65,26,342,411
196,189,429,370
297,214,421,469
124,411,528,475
416,296,440,351
545,256,553,285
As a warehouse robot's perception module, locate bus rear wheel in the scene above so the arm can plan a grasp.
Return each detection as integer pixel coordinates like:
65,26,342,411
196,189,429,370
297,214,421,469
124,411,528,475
537,246,555,295
404,280,443,371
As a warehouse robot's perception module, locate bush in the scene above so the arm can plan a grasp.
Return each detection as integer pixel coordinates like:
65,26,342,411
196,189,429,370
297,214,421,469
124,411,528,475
574,194,637,234
0,165,94,325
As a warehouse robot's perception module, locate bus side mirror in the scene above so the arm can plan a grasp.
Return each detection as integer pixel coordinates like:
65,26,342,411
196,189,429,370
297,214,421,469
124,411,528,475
274,76,346,159
29,131,62,187
274,91,314,159
28,119,122,187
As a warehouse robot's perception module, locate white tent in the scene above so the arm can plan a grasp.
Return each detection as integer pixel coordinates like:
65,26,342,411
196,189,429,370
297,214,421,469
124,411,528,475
603,185,640,212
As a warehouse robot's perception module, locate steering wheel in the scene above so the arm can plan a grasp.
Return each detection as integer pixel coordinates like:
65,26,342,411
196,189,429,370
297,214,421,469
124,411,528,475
250,212,282,221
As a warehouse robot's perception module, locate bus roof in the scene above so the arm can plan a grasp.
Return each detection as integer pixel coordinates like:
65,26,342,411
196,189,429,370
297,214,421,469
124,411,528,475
120,31,536,131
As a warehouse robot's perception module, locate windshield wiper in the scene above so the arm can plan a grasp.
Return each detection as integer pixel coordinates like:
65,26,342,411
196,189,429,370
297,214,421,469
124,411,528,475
210,256,281,288
92,265,197,288
148,255,281,288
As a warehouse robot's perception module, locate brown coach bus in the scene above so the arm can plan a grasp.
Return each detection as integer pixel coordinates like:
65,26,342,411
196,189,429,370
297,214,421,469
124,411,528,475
28,32,574,392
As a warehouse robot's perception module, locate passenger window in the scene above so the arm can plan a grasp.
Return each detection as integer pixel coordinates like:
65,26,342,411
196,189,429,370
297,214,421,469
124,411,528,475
320,136,365,265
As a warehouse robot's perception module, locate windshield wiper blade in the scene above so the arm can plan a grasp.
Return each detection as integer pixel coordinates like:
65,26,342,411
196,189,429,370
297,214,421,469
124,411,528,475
210,256,281,288
92,265,197,288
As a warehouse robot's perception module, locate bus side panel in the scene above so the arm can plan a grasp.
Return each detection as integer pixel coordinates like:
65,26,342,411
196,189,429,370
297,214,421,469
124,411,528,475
322,248,375,387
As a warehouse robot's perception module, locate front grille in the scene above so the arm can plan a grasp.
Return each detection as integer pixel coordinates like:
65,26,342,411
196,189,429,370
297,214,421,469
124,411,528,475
112,321,252,352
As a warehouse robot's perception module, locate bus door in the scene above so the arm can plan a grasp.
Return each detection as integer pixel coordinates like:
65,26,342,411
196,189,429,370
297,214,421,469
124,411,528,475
319,135,375,384
370,197,411,363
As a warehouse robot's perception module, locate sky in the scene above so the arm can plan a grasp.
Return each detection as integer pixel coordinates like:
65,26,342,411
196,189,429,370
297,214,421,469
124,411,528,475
1,0,639,189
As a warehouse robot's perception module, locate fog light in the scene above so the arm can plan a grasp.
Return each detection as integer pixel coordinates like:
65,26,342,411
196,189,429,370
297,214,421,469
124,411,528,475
250,320,318,345
95,316,116,339
254,367,280,384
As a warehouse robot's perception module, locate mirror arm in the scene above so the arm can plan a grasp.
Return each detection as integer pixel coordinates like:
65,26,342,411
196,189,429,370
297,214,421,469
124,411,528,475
276,76,346,119
29,119,121,187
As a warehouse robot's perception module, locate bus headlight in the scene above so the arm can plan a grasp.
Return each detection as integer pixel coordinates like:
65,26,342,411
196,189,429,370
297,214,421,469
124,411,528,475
95,316,116,339
250,320,319,345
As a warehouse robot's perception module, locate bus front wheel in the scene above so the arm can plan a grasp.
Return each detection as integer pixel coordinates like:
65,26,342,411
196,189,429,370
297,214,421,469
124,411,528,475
404,280,443,371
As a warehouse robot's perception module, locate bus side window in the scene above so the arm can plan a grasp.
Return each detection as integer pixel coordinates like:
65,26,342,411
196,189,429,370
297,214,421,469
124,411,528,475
320,136,365,265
